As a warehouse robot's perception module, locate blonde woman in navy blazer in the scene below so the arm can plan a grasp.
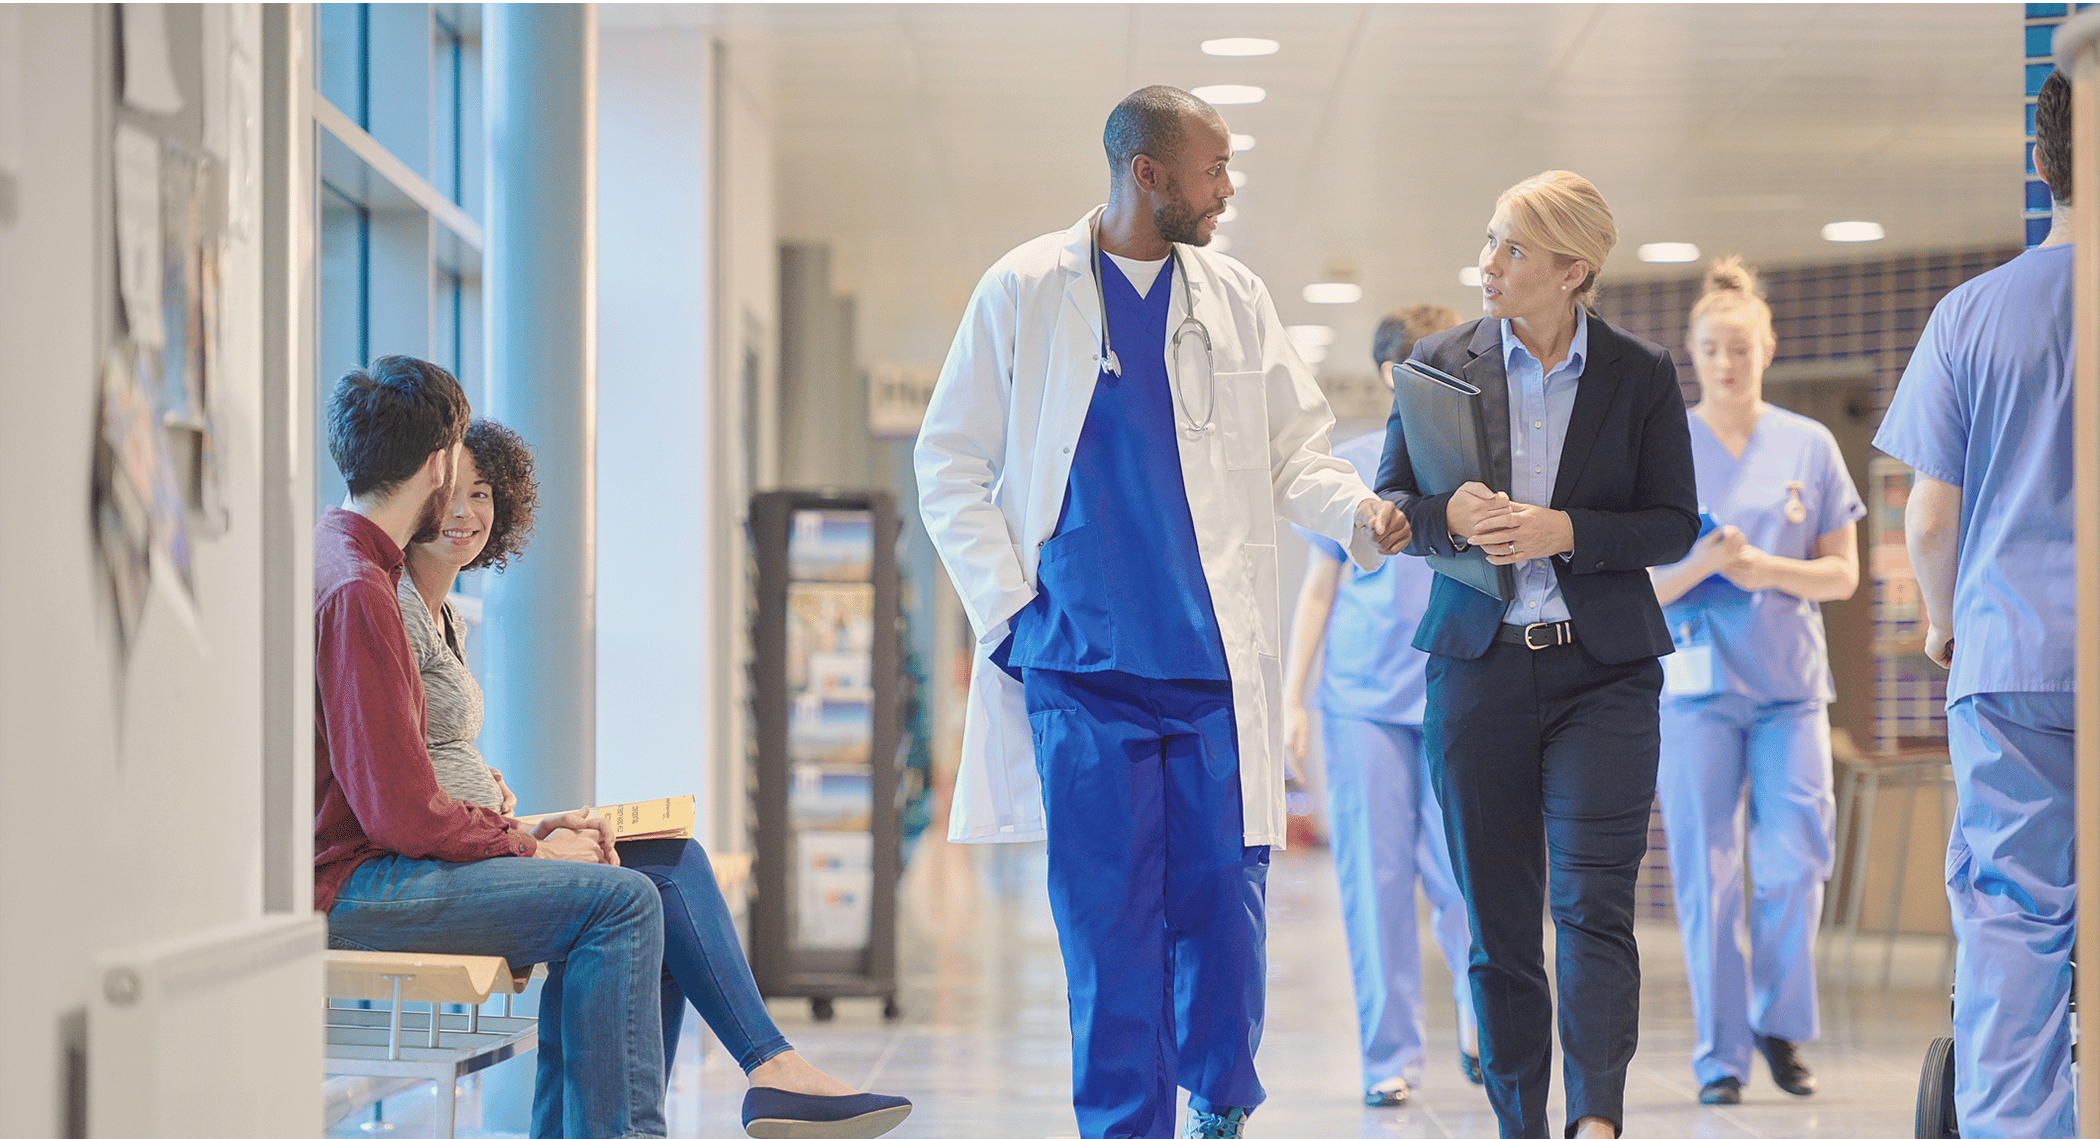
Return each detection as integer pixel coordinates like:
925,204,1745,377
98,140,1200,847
1376,171,1698,1139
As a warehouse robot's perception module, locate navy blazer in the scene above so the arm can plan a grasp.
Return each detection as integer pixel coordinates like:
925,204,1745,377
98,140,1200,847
1375,315,1698,665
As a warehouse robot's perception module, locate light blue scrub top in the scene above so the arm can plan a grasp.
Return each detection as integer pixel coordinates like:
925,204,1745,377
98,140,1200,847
1004,254,1231,681
1873,242,2076,703
1657,407,1865,704
1298,431,1434,726
1499,311,1587,625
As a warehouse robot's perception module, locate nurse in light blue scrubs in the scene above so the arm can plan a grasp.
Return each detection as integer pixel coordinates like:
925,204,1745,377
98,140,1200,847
1648,259,1863,1108
1283,305,1478,1109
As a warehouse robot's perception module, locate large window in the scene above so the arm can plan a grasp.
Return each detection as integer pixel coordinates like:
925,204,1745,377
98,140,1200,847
312,3,484,515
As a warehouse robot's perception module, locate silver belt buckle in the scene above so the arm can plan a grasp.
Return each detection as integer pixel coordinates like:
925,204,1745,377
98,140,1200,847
1523,621,1568,650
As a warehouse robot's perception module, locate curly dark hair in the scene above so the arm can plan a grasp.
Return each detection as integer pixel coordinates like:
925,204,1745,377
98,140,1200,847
462,419,539,573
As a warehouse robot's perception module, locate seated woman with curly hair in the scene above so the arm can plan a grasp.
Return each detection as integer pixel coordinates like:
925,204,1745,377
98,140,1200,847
397,418,911,1139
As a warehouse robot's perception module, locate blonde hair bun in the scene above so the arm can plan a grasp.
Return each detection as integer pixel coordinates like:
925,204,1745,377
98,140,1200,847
1702,255,1759,298
1688,254,1775,350
1494,170,1618,309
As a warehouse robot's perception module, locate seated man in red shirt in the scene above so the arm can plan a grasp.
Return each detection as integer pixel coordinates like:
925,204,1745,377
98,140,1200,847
314,354,667,1139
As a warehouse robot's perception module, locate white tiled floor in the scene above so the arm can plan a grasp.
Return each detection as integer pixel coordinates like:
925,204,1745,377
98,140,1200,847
340,839,1958,1138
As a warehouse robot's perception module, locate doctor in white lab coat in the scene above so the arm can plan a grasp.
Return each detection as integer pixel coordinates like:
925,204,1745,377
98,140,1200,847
915,86,1407,1139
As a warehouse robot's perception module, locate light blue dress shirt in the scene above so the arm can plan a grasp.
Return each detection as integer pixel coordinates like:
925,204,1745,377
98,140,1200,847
1498,310,1588,625
1873,243,2074,703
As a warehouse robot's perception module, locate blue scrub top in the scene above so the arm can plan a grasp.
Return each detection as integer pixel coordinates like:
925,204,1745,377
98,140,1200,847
1004,254,1230,681
1874,242,2075,702
1657,406,1864,704
1298,431,1434,724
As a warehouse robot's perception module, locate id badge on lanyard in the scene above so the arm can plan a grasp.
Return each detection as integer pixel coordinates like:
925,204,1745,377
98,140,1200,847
1661,613,1723,698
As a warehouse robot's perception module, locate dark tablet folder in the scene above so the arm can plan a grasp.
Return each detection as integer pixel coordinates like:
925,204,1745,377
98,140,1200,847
1391,359,1515,601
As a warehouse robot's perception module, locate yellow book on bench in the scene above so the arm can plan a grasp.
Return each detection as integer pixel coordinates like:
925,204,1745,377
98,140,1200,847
516,794,695,842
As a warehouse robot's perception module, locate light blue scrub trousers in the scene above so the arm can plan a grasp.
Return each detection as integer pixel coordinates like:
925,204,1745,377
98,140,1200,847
1025,669,1269,1139
1946,692,2076,1139
1656,694,1832,1086
1321,714,1475,1090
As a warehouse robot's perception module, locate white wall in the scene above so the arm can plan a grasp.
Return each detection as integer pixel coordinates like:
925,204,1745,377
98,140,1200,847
595,15,776,853
0,6,316,1134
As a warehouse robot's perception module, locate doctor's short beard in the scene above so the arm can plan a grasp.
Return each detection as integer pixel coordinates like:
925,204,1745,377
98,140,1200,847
1153,177,1215,247
408,476,453,546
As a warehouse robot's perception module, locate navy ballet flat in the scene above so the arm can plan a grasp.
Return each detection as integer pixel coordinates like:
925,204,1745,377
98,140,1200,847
741,1087,913,1139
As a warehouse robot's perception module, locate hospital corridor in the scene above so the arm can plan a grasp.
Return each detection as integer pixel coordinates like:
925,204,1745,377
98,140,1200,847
5,4,2100,1139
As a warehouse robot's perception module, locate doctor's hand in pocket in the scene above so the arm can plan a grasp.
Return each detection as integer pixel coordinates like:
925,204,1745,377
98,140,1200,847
1355,498,1412,554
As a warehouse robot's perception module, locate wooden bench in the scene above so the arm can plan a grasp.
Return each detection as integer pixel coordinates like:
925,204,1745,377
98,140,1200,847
323,950,542,1139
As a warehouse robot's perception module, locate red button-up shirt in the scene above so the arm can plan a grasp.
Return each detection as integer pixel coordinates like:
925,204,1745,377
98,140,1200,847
312,508,536,912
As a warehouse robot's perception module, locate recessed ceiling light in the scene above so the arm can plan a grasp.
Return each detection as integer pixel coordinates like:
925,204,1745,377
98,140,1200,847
1458,266,1483,288
1202,37,1280,57
1296,343,1328,365
1208,233,1233,254
1231,133,1256,153
1821,221,1885,243
1228,170,1247,189
1217,203,1239,223
1285,325,1336,347
1637,242,1701,263
1302,283,1362,305
1192,84,1266,106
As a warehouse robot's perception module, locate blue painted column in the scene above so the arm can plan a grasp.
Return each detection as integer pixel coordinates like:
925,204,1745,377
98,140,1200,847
478,8,598,1130
480,4,597,817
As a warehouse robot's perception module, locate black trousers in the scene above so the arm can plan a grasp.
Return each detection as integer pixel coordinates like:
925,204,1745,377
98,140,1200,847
1424,638,1663,1139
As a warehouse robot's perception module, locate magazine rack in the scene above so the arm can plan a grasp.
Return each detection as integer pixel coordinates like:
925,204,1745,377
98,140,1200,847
746,490,903,1020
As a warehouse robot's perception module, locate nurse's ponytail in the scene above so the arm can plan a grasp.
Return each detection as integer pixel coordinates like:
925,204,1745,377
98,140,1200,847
1689,255,1775,353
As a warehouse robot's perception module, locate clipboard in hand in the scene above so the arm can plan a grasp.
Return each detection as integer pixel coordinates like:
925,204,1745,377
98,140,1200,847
1390,359,1515,601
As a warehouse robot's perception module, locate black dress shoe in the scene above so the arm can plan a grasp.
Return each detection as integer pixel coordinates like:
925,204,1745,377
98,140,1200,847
1755,1033,1817,1096
1698,1077,1742,1105
1460,1051,1484,1086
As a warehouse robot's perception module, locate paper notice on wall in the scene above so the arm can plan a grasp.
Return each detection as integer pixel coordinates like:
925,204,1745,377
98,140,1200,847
120,5,184,116
113,125,164,347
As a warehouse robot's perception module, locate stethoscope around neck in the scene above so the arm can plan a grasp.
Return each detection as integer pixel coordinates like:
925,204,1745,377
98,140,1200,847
1090,213,1218,441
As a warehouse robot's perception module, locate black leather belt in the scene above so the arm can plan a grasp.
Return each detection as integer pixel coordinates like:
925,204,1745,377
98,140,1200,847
1495,620,1577,650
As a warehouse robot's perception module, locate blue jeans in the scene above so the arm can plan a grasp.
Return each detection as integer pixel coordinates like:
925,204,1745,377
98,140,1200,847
618,838,792,1074
327,855,668,1139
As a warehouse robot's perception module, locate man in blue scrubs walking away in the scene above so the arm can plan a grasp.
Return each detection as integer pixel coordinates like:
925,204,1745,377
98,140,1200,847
1872,70,2076,1139
916,86,1410,1139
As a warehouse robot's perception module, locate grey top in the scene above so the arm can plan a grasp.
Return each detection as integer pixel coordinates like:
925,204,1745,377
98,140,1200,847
396,575,506,812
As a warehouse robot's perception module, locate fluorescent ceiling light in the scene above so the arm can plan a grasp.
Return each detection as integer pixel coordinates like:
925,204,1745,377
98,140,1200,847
1637,242,1701,263
1228,170,1247,189
1458,266,1483,288
1231,133,1256,152
1217,203,1239,223
1296,343,1328,364
1192,84,1266,106
1208,233,1233,254
1302,282,1362,305
1822,220,1885,242
1202,38,1280,57
1285,325,1336,347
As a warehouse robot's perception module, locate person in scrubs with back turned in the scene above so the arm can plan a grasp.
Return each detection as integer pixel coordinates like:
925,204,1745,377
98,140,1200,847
1282,303,1480,1110
1873,70,2077,1139
916,85,1409,1139
1647,257,1862,1108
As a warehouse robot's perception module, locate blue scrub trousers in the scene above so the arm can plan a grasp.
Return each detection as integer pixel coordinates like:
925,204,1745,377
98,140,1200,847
1024,669,1269,1139
1946,692,2076,1139
1321,714,1475,1090
1656,695,1833,1086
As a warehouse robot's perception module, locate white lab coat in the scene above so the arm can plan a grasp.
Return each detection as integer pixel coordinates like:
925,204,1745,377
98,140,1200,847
915,206,1384,847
